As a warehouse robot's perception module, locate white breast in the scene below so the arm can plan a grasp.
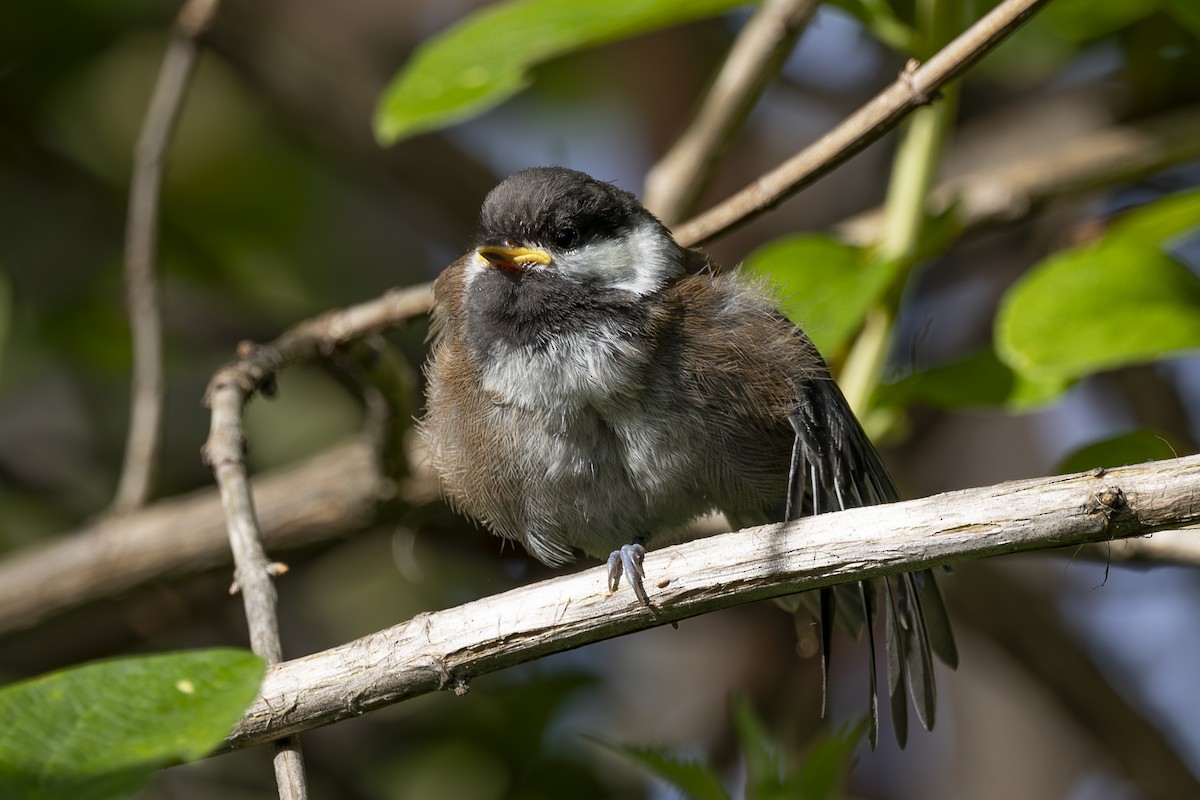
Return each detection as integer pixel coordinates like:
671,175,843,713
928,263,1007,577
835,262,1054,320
479,321,650,411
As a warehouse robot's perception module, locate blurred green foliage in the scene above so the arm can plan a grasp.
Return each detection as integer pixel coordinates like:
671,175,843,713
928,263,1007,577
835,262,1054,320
877,347,1069,410
369,672,616,800
592,698,866,800
996,190,1200,384
374,0,755,143
0,649,264,800
743,235,904,358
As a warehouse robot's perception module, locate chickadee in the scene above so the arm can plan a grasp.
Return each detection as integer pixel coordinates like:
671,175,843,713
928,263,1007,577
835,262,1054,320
421,166,957,747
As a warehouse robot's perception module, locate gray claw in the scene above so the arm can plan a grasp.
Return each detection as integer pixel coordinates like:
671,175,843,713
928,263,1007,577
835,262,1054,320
606,542,648,606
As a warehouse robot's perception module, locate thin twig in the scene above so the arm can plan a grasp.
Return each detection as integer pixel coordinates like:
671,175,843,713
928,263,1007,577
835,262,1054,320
642,0,819,225
223,455,1200,749
244,283,434,365
200,286,436,627
112,0,222,513
839,0,962,419
201,283,430,800
673,0,1053,248
205,383,308,800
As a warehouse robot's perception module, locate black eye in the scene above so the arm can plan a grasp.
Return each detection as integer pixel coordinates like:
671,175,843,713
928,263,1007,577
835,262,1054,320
553,227,579,249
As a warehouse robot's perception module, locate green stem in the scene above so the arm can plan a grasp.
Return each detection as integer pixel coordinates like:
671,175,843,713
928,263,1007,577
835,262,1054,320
840,0,961,422
840,305,893,419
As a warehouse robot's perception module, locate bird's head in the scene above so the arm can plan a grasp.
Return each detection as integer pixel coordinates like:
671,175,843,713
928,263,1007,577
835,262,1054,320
467,167,685,297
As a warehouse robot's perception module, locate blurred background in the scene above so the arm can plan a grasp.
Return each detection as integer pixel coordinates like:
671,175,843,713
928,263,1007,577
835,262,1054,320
2,0,1200,798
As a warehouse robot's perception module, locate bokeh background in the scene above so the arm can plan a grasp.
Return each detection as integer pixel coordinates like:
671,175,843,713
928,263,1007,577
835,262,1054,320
2,0,1200,798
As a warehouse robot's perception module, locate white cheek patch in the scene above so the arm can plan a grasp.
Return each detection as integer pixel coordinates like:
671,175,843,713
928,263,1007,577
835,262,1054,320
555,222,680,296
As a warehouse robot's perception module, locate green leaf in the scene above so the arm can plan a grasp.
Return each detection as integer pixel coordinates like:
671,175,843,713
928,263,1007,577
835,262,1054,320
734,698,866,800
743,234,904,357
1057,430,1181,474
732,696,784,797
996,237,1200,380
878,348,1071,410
1044,0,1159,43
0,649,265,800
827,0,922,54
784,719,868,800
585,736,729,800
589,702,866,800
374,0,755,144
1109,187,1200,246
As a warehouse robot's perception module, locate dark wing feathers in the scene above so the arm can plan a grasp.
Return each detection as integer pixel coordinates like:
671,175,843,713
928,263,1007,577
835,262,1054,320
787,373,956,749
901,571,938,731
819,586,835,717
913,567,960,669
860,578,880,751
882,574,910,750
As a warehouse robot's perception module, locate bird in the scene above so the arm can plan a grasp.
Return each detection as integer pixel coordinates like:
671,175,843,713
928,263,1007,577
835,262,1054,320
420,166,958,748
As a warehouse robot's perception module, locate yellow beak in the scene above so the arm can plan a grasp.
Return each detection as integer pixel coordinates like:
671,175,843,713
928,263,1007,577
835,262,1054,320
476,244,552,271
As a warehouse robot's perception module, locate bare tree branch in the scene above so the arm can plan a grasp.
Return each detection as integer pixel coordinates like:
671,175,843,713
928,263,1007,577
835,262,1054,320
204,369,307,799
198,283,431,799
836,105,1200,245
223,455,1200,750
642,0,818,225
673,0,1053,248
113,0,223,513
3,450,1194,642
0,439,404,637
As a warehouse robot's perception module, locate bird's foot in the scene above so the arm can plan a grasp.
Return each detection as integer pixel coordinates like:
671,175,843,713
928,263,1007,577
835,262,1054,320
606,542,648,606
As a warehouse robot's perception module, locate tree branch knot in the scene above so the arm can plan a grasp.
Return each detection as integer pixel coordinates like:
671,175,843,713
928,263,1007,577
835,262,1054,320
900,58,943,106
1087,484,1131,531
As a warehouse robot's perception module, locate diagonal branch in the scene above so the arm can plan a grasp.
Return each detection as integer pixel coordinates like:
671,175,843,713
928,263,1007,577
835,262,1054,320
642,0,819,225
224,455,1200,750
673,0,1053,248
113,0,222,513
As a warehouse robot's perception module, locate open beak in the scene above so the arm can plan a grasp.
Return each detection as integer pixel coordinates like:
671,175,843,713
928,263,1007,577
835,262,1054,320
476,244,552,271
